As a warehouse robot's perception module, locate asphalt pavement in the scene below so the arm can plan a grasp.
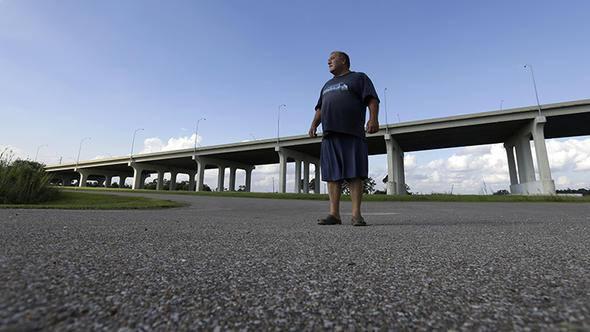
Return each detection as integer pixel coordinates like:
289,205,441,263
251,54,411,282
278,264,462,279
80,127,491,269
1,193,589,331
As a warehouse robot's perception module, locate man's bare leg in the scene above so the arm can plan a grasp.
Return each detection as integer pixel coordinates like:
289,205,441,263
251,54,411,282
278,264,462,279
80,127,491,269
349,178,363,219
327,181,342,219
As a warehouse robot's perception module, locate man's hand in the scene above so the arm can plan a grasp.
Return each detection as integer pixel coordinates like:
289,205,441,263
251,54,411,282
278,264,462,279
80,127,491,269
308,125,318,137
366,98,380,134
309,108,321,137
366,118,379,134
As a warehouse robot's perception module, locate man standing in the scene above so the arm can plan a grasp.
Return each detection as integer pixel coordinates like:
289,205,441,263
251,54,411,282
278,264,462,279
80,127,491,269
309,51,380,226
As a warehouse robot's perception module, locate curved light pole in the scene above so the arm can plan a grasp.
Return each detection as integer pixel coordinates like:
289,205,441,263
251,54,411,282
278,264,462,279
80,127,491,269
34,144,48,162
130,128,144,160
524,64,542,116
76,137,91,167
194,117,206,152
276,104,286,146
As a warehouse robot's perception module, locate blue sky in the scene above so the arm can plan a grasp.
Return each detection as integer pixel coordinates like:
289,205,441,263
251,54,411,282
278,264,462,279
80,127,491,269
1,0,589,193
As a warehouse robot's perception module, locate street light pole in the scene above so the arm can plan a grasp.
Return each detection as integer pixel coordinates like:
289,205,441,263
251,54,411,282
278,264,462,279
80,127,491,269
130,128,144,160
524,64,543,116
383,88,389,135
76,137,91,167
277,104,286,146
34,144,48,162
194,118,206,152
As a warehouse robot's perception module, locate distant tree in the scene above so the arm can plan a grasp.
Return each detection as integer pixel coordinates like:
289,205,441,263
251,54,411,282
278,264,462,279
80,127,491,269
556,188,590,196
144,179,157,190
238,185,246,192
203,184,212,192
341,177,376,195
405,184,412,195
379,175,412,195
308,178,319,193
493,189,510,196
176,181,189,191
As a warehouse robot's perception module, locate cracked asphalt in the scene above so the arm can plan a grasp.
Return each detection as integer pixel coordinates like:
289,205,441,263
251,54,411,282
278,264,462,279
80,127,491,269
1,193,589,331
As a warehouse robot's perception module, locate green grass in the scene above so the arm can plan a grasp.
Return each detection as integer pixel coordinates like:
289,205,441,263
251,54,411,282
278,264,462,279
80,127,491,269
0,191,185,209
64,186,590,203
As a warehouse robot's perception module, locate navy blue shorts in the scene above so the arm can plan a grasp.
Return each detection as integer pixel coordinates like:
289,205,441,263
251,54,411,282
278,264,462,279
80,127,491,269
320,132,368,182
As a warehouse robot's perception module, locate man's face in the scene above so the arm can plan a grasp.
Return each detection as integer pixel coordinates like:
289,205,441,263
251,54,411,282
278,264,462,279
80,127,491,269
328,52,346,74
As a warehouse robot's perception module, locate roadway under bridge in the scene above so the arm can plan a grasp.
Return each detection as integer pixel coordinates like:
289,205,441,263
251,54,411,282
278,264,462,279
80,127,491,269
46,99,590,195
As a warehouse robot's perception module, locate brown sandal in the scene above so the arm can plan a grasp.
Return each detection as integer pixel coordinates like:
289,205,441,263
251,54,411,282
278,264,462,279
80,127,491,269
317,215,342,225
351,216,367,226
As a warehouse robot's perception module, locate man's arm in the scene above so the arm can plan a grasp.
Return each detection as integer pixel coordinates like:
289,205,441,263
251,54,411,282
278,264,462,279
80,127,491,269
365,98,379,134
308,108,321,137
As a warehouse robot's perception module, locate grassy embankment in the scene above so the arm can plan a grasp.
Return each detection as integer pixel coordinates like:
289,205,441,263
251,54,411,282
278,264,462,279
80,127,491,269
66,186,590,203
0,153,183,210
0,191,184,209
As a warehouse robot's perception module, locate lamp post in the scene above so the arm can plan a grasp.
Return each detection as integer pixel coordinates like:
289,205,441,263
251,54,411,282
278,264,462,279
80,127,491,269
194,118,206,152
500,99,504,111
277,104,286,146
34,144,48,162
524,64,542,116
383,88,389,135
76,137,91,167
130,128,144,160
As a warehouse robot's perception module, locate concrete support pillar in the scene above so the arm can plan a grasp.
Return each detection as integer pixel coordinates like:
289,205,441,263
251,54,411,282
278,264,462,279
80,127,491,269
504,145,518,186
385,135,406,195
62,176,72,186
195,159,205,191
217,166,225,192
132,165,144,190
278,150,287,193
303,161,310,194
141,173,149,189
119,176,126,187
515,135,535,184
531,117,552,181
188,171,196,191
169,171,178,191
104,176,112,188
506,116,555,195
229,167,237,191
245,167,253,192
531,117,555,194
314,163,321,194
78,171,88,187
195,159,207,191
156,171,164,191
396,151,406,195
294,159,302,193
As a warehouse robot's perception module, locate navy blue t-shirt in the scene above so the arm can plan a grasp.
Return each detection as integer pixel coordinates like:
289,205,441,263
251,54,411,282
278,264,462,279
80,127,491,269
315,71,379,138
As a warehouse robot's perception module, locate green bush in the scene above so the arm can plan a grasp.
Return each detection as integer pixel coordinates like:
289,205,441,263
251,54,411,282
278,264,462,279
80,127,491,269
0,150,60,204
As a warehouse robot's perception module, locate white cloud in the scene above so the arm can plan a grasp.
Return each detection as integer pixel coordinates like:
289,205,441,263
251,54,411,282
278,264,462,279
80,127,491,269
546,138,590,172
404,154,417,169
140,134,202,153
403,137,590,194
556,176,570,186
406,143,511,194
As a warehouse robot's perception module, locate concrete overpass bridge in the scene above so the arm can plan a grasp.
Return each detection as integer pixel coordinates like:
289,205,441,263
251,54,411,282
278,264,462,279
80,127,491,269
46,99,590,195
